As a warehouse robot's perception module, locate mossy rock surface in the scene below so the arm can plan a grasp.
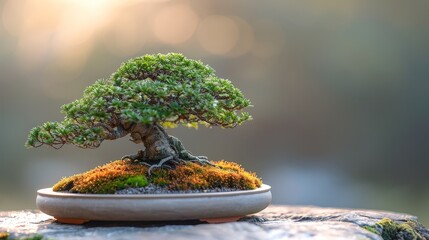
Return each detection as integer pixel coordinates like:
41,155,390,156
363,218,427,240
53,160,262,194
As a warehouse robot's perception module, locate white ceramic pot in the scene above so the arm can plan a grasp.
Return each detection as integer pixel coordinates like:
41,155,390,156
37,184,271,224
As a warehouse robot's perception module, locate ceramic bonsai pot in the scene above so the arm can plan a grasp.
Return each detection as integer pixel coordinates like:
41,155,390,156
37,184,271,224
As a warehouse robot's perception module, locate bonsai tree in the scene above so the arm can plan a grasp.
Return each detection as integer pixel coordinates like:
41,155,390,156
26,53,252,172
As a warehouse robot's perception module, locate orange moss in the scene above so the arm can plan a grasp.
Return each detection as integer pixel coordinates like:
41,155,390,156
53,160,262,194
53,160,149,193
0,232,8,239
163,160,262,190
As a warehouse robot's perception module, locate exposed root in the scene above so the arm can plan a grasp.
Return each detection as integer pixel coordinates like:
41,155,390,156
124,134,214,174
138,161,151,167
180,150,215,166
188,156,215,166
145,154,214,175
148,156,175,175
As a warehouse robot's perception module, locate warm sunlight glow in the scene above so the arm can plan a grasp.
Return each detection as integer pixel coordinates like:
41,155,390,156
71,0,115,11
152,4,199,45
2,0,150,72
103,15,146,57
196,16,240,55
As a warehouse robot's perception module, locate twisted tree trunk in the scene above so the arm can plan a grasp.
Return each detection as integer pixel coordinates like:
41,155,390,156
121,122,210,172
130,123,177,163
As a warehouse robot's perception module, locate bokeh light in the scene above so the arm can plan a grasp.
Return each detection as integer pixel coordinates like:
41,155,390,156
196,15,240,55
226,17,255,57
152,4,198,45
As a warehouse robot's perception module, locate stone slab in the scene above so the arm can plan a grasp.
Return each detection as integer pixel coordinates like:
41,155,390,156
1,205,428,240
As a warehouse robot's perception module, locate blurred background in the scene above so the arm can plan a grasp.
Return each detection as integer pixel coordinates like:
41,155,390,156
1,0,428,224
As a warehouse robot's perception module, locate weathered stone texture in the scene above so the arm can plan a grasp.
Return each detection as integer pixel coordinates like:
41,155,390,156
1,205,426,240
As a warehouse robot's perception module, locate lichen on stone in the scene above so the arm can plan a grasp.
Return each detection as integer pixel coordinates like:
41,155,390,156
362,218,425,240
53,159,262,194
0,233,45,240
0,232,8,240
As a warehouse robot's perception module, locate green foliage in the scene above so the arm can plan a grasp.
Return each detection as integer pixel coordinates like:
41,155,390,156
106,53,251,127
25,120,104,149
26,53,251,149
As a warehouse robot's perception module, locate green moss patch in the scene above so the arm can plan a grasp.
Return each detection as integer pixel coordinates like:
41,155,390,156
53,160,262,194
0,233,46,240
363,218,425,240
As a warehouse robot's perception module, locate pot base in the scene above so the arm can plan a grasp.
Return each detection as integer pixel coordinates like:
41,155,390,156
37,184,271,223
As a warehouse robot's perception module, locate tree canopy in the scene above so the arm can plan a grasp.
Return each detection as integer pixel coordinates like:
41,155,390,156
26,53,252,150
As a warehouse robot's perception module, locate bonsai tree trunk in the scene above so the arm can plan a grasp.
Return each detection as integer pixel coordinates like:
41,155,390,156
123,123,211,172
133,123,176,163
